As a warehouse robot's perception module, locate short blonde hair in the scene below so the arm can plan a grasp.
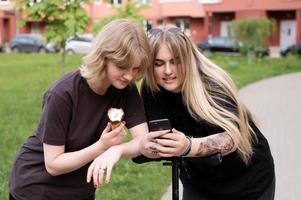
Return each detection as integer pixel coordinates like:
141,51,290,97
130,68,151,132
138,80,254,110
80,19,150,81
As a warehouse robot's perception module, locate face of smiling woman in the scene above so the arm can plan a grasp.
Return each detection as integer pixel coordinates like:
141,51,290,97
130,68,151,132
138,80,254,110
153,44,182,93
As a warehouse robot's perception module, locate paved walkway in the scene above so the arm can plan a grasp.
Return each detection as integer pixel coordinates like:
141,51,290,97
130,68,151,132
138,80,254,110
161,72,301,200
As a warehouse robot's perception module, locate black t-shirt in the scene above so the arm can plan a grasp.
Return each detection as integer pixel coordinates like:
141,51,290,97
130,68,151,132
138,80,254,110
9,70,146,200
141,84,275,200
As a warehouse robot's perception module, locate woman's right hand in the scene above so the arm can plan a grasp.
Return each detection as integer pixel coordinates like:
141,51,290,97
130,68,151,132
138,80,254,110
98,122,127,150
87,145,123,188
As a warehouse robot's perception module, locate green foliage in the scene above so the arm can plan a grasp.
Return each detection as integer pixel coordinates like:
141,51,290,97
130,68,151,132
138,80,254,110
229,18,276,60
289,45,300,56
93,1,145,34
18,0,90,46
16,0,91,72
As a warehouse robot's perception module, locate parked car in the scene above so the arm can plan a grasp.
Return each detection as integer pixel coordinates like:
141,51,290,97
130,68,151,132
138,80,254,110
46,42,60,53
65,34,93,54
197,36,269,57
280,44,301,57
197,36,241,54
10,34,48,53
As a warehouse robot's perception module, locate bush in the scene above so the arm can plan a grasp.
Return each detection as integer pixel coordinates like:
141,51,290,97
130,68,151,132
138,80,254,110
229,18,276,61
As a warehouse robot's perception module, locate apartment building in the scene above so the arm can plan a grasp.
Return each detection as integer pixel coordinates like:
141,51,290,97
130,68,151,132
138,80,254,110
202,0,301,50
85,0,206,42
0,0,15,46
1,0,301,50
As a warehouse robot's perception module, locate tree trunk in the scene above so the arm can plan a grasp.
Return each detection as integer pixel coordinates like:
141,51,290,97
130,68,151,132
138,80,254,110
247,50,256,64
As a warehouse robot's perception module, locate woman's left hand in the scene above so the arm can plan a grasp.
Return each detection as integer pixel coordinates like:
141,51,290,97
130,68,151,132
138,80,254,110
86,145,122,188
156,128,189,157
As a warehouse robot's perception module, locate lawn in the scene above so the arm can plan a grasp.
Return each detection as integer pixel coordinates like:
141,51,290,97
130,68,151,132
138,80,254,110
0,53,300,200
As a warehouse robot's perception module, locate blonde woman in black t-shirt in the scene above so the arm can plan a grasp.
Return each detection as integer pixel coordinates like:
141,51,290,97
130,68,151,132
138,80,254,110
139,26,275,200
9,19,150,200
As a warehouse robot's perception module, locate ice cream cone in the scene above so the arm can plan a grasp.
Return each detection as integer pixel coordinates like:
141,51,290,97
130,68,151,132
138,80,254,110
107,108,124,130
111,121,122,130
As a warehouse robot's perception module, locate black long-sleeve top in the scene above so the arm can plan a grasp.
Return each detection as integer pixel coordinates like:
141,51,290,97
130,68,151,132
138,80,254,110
141,84,275,200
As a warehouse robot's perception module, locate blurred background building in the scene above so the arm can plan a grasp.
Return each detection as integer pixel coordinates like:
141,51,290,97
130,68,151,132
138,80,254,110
1,0,301,51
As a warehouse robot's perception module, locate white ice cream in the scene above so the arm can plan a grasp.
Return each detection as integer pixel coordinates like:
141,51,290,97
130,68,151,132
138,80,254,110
107,108,124,122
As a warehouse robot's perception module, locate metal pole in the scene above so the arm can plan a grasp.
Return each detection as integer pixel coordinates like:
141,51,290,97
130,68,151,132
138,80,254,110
171,160,180,200
163,159,180,200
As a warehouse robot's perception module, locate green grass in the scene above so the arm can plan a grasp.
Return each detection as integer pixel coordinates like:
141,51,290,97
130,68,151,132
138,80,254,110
0,53,300,200
211,55,301,88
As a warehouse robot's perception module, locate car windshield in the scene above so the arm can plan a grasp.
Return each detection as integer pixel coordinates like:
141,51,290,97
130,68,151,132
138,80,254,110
209,37,225,45
68,35,93,43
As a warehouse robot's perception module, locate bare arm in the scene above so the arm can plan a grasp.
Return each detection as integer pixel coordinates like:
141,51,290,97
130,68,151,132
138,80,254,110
44,141,106,176
189,132,236,157
86,122,149,188
139,129,236,158
44,123,126,176
119,122,149,158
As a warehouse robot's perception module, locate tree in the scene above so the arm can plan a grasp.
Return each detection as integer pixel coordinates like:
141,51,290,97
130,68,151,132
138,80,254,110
228,18,276,62
16,0,91,74
93,1,145,34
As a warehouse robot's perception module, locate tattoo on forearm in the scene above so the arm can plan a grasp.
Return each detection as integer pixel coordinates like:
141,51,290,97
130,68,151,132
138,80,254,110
196,133,235,157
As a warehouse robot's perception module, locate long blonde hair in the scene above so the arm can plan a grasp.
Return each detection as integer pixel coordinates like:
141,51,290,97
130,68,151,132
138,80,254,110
145,25,257,164
80,19,150,82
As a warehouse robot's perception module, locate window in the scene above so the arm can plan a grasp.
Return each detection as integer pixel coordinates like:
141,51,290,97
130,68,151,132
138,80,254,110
18,37,28,44
138,0,151,5
210,37,225,46
110,0,121,6
220,21,230,37
175,18,191,36
157,19,163,25
199,0,222,4
31,22,40,35
0,0,9,4
28,0,42,6
159,0,190,3
80,36,93,42
25,37,37,45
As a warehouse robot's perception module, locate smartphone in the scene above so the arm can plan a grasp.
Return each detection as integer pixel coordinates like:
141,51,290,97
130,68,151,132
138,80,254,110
148,118,172,132
132,118,171,164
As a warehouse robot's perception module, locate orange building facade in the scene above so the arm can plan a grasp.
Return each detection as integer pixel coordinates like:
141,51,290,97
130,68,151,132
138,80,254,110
202,0,301,49
0,1,16,46
1,0,301,50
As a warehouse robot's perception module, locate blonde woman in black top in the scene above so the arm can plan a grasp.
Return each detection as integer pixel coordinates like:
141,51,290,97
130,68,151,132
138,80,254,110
9,19,150,200
139,26,275,200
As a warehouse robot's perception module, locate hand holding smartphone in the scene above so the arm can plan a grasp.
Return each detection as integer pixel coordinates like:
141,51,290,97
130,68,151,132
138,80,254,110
132,118,172,164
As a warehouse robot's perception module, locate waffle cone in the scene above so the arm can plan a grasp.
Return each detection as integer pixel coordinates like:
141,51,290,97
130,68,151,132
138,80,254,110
111,121,122,130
